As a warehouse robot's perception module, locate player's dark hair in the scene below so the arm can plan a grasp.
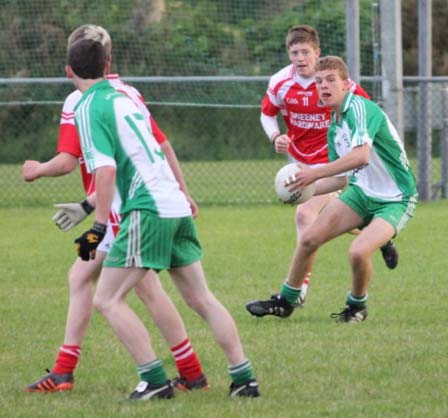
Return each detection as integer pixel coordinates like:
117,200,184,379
67,38,106,79
285,25,320,49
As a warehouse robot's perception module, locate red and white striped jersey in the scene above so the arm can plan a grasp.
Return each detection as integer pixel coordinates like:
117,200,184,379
261,64,370,165
57,74,167,234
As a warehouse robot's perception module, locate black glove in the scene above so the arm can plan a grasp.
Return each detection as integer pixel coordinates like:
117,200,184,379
74,221,107,261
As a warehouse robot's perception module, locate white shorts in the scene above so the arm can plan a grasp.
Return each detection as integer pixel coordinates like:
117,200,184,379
97,223,116,253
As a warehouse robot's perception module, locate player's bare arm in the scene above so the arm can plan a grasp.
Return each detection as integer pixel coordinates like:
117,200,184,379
291,144,370,189
93,166,116,225
314,177,347,195
160,141,199,218
22,152,78,182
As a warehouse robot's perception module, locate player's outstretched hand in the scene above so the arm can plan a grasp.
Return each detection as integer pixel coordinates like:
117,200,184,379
53,199,95,231
74,222,107,261
22,160,41,182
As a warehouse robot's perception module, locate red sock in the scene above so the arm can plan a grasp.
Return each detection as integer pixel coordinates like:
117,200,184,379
52,345,81,374
171,339,203,381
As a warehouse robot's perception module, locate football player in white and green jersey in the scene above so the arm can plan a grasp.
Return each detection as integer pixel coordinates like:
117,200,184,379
67,38,259,400
248,55,417,324
76,82,192,221
326,91,416,206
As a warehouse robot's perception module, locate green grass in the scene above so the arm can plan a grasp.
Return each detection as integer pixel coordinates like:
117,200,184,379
1,201,447,418
0,156,439,208
0,160,286,208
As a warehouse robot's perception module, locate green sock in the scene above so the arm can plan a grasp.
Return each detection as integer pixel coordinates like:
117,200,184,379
280,281,301,305
347,292,368,308
137,359,167,385
228,359,254,385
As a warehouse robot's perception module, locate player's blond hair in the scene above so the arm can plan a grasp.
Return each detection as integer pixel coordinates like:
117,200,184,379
315,56,349,80
285,25,320,50
67,24,112,57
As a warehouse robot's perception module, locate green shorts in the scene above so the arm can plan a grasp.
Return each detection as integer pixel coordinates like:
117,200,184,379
339,185,417,234
103,210,202,271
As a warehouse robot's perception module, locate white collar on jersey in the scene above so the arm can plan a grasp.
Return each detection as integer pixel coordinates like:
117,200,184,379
293,72,315,89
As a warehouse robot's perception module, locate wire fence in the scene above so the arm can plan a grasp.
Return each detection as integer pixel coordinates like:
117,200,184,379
1,77,448,207
1,1,447,206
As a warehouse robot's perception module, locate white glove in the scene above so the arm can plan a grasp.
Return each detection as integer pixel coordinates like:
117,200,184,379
52,199,94,231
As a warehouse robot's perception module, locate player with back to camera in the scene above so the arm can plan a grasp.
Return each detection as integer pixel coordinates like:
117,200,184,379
249,55,417,323
246,24,399,318
23,25,209,393
65,38,260,399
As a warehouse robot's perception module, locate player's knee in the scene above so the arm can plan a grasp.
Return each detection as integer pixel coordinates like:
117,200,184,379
68,260,100,291
92,294,104,313
295,205,317,229
348,246,368,265
184,292,215,318
67,270,92,293
301,231,320,253
93,293,113,316
183,294,205,313
67,270,77,289
133,285,147,303
134,276,163,304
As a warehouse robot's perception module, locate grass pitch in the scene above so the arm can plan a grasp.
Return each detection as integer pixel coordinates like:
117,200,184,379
1,202,447,418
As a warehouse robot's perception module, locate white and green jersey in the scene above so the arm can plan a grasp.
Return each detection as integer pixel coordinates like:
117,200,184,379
327,92,417,201
75,80,191,218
